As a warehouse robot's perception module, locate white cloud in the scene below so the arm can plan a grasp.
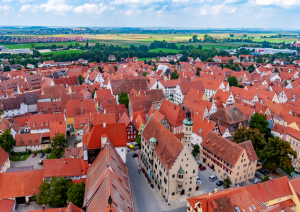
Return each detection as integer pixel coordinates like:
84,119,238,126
197,3,236,15
124,8,142,16
74,3,114,14
0,5,11,11
2,0,13,2
252,0,300,7
114,0,162,5
19,0,72,13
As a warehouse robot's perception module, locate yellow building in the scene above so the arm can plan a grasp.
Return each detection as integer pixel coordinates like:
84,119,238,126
287,131,300,171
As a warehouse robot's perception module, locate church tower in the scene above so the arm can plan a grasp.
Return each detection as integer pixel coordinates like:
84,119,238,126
182,110,193,149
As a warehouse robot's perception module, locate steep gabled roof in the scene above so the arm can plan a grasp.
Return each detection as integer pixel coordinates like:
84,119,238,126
159,99,186,127
210,106,247,124
142,116,183,170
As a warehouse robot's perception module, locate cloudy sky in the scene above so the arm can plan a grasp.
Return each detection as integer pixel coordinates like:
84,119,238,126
0,0,300,28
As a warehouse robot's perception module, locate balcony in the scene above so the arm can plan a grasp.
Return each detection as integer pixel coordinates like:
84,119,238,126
177,187,183,192
177,178,183,183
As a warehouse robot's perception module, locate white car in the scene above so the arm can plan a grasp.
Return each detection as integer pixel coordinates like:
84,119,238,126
252,178,261,184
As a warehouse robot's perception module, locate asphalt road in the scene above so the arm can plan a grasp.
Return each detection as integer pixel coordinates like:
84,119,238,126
10,153,48,170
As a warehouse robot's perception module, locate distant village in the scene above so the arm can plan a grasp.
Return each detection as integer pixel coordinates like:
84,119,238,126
1,53,300,212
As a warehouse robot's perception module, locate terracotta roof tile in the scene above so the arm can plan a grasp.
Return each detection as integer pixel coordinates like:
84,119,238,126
142,116,183,170
0,170,43,199
0,147,9,170
15,133,41,146
0,199,15,212
237,140,258,162
159,99,186,127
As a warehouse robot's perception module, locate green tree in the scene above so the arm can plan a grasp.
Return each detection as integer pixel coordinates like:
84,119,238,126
192,144,200,157
92,88,98,98
205,57,212,62
258,137,296,171
250,113,269,134
257,56,263,63
118,92,129,109
228,59,234,65
114,66,118,72
192,34,198,42
243,34,247,37
31,43,36,50
85,42,89,49
135,134,141,146
196,67,201,77
98,66,103,73
0,129,16,153
230,34,234,37
142,72,148,77
171,70,179,79
77,75,84,85
169,60,175,65
233,127,266,151
51,133,68,158
74,42,80,49
223,176,232,189
261,174,269,183
67,182,85,208
227,76,238,87
3,66,11,72
36,177,73,208
248,64,255,73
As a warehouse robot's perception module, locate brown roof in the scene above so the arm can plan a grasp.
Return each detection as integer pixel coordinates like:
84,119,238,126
142,116,183,170
92,113,116,125
110,78,148,95
178,81,205,95
54,76,79,86
140,89,165,101
202,131,244,166
0,170,43,199
210,106,248,124
237,140,258,162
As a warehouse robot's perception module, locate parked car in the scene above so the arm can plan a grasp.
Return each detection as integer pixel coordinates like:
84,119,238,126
38,160,42,165
209,175,218,182
32,153,37,157
197,176,201,184
216,181,224,186
258,169,269,175
255,172,262,179
291,172,297,178
252,178,261,184
200,166,206,171
40,153,44,158
132,153,138,158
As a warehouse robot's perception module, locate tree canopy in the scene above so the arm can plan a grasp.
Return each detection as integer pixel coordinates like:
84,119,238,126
51,133,68,158
233,127,266,151
77,75,84,85
118,92,129,109
0,129,16,153
227,76,238,87
171,70,179,79
36,177,74,208
250,113,269,134
67,182,85,207
258,137,296,171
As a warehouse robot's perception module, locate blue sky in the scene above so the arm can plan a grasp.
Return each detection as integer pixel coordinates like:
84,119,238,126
0,0,300,28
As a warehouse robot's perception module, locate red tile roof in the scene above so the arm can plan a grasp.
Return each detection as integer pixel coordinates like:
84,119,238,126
192,114,216,138
0,146,9,169
202,131,244,166
0,199,15,212
159,99,186,127
237,140,258,162
245,176,292,203
28,113,65,130
43,158,88,178
50,121,66,139
0,170,43,199
86,123,127,149
54,76,79,86
15,133,41,146
83,143,133,212
142,116,184,170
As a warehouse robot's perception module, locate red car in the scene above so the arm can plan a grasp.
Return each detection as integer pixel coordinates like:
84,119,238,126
32,153,37,157
200,166,206,171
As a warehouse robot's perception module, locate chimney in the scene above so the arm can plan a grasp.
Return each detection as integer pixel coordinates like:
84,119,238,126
215,187,218,193
103,122,106,128
208,192,212,196
42,205,45,212
208,119,210,123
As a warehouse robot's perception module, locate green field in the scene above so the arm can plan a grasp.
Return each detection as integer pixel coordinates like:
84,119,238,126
138,57,153,61
42,49,86,56
149,48,180,53
1,41,83,49
10,153,30,161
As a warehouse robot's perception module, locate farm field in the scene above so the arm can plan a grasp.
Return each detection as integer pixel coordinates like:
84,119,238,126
1,41,83,49
41,49,86,56
138,57,153,61
149,48,180,53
